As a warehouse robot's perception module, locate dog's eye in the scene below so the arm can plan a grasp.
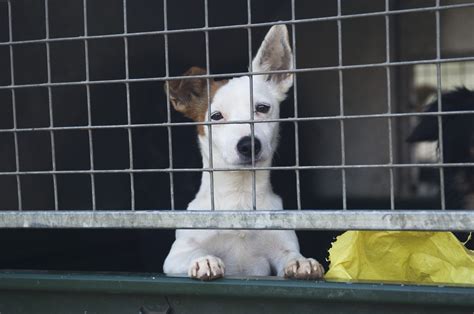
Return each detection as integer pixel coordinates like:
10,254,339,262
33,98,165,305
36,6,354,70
255,103,270,114
210,111,224,121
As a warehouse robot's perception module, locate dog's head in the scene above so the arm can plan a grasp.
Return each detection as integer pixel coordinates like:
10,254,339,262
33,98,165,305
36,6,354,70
166,25,293,167
407,87,474,208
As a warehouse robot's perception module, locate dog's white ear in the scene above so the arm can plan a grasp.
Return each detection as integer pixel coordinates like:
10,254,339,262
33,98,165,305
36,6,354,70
252,25,293,96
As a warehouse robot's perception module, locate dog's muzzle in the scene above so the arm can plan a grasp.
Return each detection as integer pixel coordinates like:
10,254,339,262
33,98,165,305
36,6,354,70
236,136,262,163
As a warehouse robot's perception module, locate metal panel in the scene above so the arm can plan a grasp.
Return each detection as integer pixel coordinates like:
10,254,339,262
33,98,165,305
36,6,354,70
0,272,472,314
0,210,472,230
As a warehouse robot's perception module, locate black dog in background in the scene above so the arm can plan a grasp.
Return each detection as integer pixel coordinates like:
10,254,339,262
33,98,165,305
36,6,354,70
408,87,473,249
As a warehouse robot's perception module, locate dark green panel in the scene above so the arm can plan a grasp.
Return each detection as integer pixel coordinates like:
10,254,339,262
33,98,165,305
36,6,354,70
0,272,472,314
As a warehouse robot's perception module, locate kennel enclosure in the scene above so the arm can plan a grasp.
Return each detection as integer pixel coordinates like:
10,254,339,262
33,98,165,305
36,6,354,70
0,0,473,313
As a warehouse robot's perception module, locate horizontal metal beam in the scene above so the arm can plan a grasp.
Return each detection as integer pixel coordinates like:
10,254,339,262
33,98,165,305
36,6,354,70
0,210,472,231
0,2,473,47
0,110,474,135
1,56,474,91
0,272,472,307
0,162,473,177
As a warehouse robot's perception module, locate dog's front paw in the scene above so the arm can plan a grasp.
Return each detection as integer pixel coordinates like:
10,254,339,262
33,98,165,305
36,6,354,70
188,255,225,281
284,258,324,280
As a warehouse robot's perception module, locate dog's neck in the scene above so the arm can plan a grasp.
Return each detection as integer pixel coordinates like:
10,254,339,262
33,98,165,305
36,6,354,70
195,140,274,210
201,158,272,193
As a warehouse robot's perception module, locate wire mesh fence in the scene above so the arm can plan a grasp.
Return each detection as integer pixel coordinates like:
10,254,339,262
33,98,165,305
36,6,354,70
0,0,473,231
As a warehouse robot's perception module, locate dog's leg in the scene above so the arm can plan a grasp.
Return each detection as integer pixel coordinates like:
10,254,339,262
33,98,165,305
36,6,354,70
163,235,225,281
188,255,225,281
268,231,325,280
281,256,325,280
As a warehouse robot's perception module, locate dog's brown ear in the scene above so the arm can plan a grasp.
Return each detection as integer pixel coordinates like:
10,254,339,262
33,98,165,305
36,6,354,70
165,67,210,122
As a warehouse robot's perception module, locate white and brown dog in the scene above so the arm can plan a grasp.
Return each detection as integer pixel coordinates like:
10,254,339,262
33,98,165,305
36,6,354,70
163,25,324,280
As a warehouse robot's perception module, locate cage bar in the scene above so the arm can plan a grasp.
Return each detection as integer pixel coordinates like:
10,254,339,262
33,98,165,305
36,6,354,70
0,161,473,176
337,0,347,209
385,0,395,210
163,0,175,210
7,0,22,211
204,0,215,211
1,56,474,92
0,210,472,231
82,0,97,210
122,0,136,210
435,0,446,210
0,109,472,134
247,0,257,211
44,0,59,211
291,0,302,210
1,2,473,48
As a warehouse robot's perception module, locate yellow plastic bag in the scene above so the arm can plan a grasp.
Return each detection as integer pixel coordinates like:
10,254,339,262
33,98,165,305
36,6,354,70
325,231,474,285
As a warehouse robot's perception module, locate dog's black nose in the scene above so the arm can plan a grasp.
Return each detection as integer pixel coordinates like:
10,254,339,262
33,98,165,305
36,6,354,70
237,136,261,159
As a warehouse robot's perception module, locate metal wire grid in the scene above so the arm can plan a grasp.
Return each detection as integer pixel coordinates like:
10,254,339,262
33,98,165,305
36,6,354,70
0,0,473,231
204,0,215,211
336,0,346,210
82,0,96,210
434,0,446,210
163,0,175,211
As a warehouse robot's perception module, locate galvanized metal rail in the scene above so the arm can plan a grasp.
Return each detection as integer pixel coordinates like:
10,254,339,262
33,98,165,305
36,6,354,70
0,210,472,231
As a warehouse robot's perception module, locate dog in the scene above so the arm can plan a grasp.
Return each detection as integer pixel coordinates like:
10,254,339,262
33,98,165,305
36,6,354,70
407,87,474,211
408,87,474,250
162,25,324,280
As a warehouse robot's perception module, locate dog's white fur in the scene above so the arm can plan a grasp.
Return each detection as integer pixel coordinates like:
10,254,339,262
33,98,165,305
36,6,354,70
163,25,324,280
